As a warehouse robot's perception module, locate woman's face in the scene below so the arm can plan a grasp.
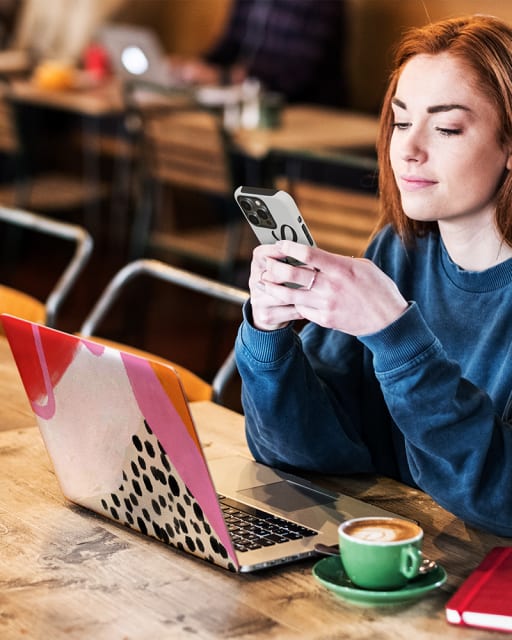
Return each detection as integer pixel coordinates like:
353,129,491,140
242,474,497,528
389,52,512,230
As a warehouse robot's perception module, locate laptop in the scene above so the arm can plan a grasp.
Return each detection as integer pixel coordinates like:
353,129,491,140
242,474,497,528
1,314,402,572
95,23,178,85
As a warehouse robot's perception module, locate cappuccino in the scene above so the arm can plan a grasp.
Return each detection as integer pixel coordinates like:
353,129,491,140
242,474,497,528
338,517,424,589
342,518,421,543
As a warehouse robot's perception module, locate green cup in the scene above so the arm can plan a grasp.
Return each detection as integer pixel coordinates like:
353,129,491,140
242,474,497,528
258,92,284,129
338,516,423,590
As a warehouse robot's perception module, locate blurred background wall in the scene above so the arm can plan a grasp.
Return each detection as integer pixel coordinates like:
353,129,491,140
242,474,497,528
110,0,512,114
112,0,231,58
9,0,512,114
345,0,512,113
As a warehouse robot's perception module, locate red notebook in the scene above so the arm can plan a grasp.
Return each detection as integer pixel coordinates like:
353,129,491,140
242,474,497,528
446,547,512,633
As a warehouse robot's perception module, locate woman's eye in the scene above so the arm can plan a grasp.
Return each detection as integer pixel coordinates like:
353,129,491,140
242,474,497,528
435,127,462,136
391,122,410,131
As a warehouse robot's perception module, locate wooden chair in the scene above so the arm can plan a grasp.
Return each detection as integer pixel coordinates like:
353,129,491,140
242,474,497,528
78,258,249,405
270,150,380,257
0,81,108,218
125,80,255,282
0,205,93,332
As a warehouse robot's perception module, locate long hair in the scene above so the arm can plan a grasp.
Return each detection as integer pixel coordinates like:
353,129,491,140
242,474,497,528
376,15,512,245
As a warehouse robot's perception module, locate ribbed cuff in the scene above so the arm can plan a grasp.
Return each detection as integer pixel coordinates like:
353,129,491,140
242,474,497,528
239,300,296,363
358,302,440,373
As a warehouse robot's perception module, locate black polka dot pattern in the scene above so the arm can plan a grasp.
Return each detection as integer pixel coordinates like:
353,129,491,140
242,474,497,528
93,419,236,571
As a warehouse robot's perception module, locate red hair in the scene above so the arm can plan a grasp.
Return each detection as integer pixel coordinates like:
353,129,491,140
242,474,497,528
376,15,512,244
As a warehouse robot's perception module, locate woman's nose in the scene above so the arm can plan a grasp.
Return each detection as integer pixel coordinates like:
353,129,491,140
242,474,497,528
400,129,427,163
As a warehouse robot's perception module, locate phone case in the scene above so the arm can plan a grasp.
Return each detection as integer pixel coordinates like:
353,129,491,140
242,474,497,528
234,186,316,248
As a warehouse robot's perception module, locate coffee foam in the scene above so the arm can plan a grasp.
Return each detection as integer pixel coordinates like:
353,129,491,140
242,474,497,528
342,518,420,543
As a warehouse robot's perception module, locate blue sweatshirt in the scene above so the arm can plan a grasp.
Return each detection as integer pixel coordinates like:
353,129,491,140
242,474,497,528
235,225,512,536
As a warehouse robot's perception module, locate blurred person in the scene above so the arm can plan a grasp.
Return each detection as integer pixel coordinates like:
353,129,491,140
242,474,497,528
12,0,125,63
235,15,512,536
173,0,347,107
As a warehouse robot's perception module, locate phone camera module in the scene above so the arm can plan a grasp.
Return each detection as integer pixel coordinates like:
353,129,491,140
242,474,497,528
255,205,276,229
239,198,253,212
238,195,277,228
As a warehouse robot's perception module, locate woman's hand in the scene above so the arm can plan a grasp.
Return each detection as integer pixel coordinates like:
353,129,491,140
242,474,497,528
248,243,305,331
249,241,409,335
168,56,222,85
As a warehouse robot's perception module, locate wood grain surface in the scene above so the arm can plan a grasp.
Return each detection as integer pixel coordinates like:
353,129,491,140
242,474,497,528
0,337,509,639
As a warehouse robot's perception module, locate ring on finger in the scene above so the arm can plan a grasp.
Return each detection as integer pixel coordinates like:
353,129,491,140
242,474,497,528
259,269,268,284
304,268,319,291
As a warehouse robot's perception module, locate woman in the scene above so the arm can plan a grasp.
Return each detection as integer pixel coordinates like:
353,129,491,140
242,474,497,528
234,15,512,537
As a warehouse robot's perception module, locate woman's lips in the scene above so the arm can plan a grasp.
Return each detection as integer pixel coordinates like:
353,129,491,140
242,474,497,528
400,175,438,191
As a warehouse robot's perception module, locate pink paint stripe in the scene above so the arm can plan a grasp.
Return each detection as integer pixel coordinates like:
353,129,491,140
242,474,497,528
30,325,56,420
121,353,237,564
81,339,105,356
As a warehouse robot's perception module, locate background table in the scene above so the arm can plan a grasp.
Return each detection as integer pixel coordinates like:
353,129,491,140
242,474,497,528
1,336,508,639
8,79,379,157
9,78,125,117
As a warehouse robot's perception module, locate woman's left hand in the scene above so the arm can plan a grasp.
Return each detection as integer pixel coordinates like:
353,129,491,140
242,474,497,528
258,241,409,336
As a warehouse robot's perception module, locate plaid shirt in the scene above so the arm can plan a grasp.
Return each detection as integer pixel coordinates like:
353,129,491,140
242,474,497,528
205,0,347,107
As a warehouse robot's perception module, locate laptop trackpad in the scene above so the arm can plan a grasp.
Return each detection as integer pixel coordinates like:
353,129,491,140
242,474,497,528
238,481,334,513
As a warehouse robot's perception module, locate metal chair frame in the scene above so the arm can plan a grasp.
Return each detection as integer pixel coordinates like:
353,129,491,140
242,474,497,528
79,258,249,405
0,205,93,327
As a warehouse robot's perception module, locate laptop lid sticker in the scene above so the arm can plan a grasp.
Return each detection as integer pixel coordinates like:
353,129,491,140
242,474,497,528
2,316,238,571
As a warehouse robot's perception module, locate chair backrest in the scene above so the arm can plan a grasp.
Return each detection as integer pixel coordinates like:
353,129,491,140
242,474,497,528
270,150,380,257
0,206,93,330
125,80,233,196
79,259,249,404
124,80,254,281
275,178,379,257
0,283,45,325
145,108,233,196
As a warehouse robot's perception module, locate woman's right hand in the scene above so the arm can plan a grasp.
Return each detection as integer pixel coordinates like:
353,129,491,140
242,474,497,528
248,244,305,331
248,241,409,335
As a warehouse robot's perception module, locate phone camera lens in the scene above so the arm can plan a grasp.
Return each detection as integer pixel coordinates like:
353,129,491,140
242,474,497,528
257,208,268,219
248,214,259,225
240,199,252,212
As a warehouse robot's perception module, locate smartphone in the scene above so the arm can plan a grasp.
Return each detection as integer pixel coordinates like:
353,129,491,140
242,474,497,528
234,186,315,249
234,186,316,287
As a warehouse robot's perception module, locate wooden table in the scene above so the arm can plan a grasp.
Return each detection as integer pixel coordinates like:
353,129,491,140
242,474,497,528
1,335,507,639
9,77,125,117
8,78,378,156
234,106,379,159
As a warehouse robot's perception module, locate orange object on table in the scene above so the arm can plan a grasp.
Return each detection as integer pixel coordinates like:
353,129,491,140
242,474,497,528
32,60,76,91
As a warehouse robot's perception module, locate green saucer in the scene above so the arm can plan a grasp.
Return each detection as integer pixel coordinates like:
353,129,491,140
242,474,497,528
313,556,447,606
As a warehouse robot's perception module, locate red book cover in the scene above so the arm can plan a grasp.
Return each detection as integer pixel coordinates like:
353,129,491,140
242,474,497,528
446,547,512,632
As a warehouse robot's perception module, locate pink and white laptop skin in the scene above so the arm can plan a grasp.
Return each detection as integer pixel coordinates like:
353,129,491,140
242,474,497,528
1,314,399,572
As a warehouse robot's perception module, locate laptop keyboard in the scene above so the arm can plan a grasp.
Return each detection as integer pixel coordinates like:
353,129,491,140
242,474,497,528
218,495,317,553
